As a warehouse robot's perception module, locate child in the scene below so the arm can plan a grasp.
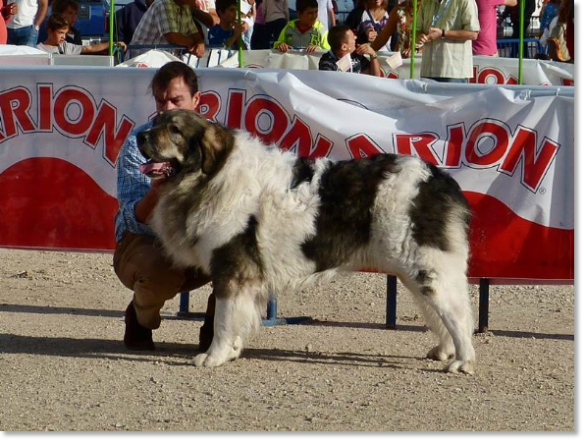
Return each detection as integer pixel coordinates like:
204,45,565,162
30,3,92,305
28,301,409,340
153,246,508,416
319,25,380,76
274,0,330,53
37,14,126,55
208,0,245,50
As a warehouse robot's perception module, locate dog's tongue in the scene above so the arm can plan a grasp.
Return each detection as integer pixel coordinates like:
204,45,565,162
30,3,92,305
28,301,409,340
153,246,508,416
139,162,173,177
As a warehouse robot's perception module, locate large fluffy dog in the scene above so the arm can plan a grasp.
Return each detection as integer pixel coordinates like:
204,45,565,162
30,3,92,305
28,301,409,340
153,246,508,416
137,109,476,374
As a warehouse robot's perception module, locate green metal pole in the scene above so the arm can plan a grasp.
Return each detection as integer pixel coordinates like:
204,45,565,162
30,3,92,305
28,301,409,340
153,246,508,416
109,0,115,56
237,5,244,68
518,0,525,84
410,0,418,79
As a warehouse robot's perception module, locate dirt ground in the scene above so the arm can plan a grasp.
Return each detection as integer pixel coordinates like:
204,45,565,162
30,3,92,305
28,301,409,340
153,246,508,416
0,248,575,432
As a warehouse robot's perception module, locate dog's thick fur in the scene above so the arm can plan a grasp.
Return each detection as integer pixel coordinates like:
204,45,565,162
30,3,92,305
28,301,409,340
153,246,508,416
137,109,476,373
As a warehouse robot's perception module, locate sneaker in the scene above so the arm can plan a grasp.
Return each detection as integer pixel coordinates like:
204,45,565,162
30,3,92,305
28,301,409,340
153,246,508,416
124,301,155,351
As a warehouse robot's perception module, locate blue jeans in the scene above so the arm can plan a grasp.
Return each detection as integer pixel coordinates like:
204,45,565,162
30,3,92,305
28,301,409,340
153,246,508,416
7,26,39,47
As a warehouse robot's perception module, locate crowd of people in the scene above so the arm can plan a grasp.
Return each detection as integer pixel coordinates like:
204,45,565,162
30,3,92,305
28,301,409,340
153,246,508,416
0,0,575,71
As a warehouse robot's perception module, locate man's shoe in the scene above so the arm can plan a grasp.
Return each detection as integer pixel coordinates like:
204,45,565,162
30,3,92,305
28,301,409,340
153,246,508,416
124,302,155,351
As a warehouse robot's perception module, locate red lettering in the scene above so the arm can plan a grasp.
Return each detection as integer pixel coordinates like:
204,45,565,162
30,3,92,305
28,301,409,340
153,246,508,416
500,126,560,191
38,85,52,131
244,97,289,145
394,133,440,165
226,89,245,129
465,122,509,166
197,91,221,122
0,87,35,138
478,68,505,85
308,135,334,159
86,102,134,165
444,124,465,167
347,134,383,159
54,89,95,136
279,116,312,155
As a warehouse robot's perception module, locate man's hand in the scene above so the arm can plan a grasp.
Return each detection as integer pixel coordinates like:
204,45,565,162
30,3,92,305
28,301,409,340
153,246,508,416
356,43,376,57
234,23,245,37
304,45,319,54
5,2,18,15
427,27,442,41
116,42,128,52
188,41,206,57
277,43,291,53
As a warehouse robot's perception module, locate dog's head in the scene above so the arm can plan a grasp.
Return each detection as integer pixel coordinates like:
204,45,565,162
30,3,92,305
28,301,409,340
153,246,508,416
136,109,234,180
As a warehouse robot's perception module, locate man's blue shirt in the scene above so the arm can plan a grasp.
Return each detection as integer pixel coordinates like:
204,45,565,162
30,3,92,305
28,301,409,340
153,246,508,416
114,120,155,243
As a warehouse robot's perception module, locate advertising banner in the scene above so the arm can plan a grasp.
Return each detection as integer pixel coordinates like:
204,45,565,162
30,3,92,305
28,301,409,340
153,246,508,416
0,67,574,281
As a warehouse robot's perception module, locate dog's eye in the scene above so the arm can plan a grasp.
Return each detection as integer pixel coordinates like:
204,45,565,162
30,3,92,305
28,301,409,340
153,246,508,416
169,124,181,135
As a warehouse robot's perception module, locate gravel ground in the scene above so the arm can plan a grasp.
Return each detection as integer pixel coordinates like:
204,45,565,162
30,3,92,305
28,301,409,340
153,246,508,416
0,248,575,432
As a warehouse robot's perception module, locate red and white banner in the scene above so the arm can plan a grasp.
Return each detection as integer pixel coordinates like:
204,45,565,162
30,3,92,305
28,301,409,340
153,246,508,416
0,67,574,281
214,50,575,86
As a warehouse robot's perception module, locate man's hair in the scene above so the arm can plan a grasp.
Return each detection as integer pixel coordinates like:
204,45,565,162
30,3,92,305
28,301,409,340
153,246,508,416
53,0,80,14
150,62,200,98
46,14,70,32
215,0,237,13
327,25,352,51
296,0,318,13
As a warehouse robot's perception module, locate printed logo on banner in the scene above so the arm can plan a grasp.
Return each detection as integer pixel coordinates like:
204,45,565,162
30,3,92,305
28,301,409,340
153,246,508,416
0,84,135,166
196,87,561,195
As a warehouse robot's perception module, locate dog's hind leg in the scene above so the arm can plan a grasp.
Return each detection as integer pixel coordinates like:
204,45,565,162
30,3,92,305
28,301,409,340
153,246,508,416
193,283,261,368
402,267,475,374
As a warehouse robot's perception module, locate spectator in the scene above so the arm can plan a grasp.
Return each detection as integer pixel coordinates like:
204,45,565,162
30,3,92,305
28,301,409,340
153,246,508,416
273,0,330,53
114,61,215,352
473,0,517,57
36,13,126,53
368,0,420,55
192,0,220,45
505,0,535,39
263,0,288,47
208,0,244,48
240,0,255,48
345,0,389,50
539,0,560,37
319,24,379,75
317,0,335,32
415,0,479,83
129,0,205,58
49,0,82,44
6,0,48,46
546,0,572,62
114,0,153,46
1,0,18,44
250,0,268,48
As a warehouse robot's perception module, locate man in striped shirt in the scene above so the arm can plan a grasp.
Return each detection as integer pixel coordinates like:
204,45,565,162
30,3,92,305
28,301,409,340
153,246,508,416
129,0,205,58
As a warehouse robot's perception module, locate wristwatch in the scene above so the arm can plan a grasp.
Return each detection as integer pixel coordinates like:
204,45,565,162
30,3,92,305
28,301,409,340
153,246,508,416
441,29,446,39
370,53,378,60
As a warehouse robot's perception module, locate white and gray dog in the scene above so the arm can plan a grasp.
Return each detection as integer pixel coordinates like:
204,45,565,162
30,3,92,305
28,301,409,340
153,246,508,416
137,109,476,374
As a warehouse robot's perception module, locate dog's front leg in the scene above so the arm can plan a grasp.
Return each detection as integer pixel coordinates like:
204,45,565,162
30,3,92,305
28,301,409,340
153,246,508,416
193,282,260,368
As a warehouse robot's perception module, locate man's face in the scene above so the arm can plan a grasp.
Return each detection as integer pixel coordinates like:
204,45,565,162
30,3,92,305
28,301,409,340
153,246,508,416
343,30,357,53
61,6,78,27
48,27,69,45
221,5,238,26
297,7,319,27
154,76,201,113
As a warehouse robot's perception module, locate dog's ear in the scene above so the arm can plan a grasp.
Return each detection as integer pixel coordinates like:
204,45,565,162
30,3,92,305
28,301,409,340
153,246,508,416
197,123,235,176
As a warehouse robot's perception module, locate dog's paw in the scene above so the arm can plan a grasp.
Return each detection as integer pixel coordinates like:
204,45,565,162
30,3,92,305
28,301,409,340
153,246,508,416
426,345,455,362
444,359,475,375
193,352,225,368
